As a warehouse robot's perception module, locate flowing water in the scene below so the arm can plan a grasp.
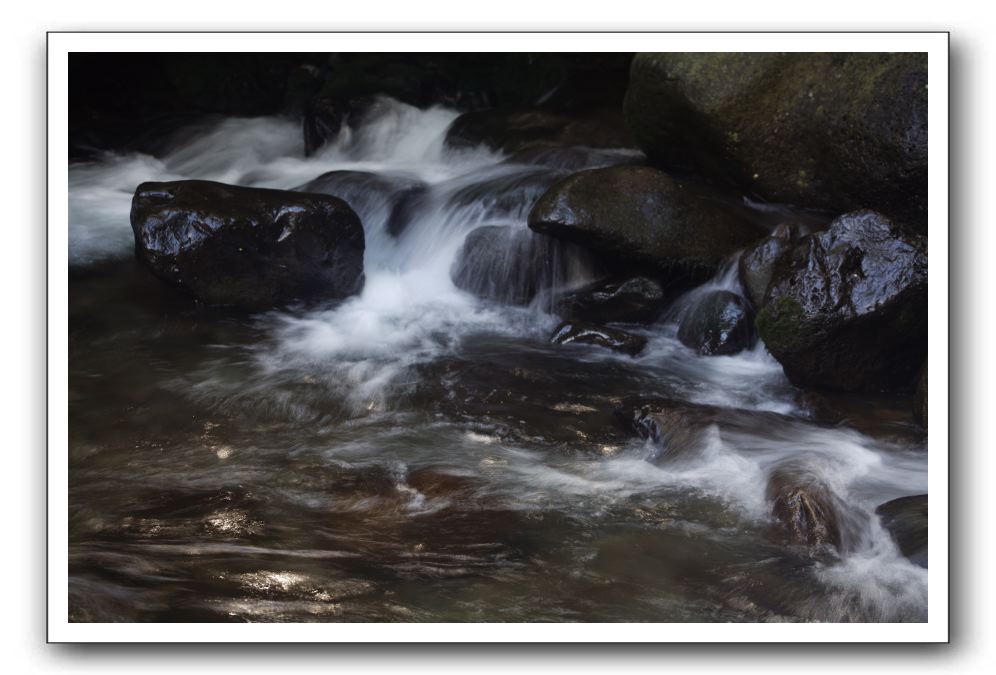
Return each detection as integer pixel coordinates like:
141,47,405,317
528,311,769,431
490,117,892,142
68,98,928,622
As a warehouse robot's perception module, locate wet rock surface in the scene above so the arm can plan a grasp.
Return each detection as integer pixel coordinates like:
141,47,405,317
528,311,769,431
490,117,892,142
756,210,927,392
876,495,928,568
555,276,668,324
528,165,767,283
130,180,365,308
446,107,636,153
765,465,846,552
624,52,928,229
676,290,757,356
737,223,801,308
550,321,648,357
450,225,585,306
613,398,720,463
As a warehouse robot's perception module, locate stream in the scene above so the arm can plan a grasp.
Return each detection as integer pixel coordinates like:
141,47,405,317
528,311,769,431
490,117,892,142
68,97,928,622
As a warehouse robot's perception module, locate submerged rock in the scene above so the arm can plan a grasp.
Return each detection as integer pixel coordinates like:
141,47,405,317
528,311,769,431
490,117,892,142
765,465,844,552
445,107,635,154
624,52,928,229
914,364,928,430
875,494,928,568
677,290,757,356
298,169,426,238
451,225,588,306
528,166,766,283
550,321,647,357
503,146,645,172
613,398,717,463
446,167,567,221
756,210,927,392
130,180,364,308
555,276,668,324
737,223,800,308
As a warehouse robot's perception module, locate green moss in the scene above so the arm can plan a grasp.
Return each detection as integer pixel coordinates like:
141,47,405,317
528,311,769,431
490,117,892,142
756,295,811,350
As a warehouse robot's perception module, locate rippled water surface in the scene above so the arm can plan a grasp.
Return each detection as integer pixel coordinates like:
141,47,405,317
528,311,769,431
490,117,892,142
68,99,928,622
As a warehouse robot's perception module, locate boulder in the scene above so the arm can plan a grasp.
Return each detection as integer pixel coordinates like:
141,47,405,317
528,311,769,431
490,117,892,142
528,166,766,283
550,321,647,357
556,276,668,325
875,494,928,567
624,53,928,230
914,364,928,429
451,225,583,306
737,223,800,308
756,210,927,392
445,107,635,154
765,465,844,552
130,180,364,308
676,290,757,356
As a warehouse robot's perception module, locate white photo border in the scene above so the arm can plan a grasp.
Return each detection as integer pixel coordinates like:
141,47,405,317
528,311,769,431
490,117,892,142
47,31,949,643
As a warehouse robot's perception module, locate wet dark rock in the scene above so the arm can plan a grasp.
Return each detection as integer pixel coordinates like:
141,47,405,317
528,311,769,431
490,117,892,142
876,494,927,568
298,169,426,238
451,225,584,306
556,276,668,324
446,107,635,153
385,185,431,238
130,180,364,308
797,390,926,444
302,95,382,156
624,53,928,230
677,290,757,356
613,398,718,463
756,210,927,392
550,321,647,357
528,166,766,283
765,465,844,552
737,223,801,308
303,96,345,156
914,364,928,430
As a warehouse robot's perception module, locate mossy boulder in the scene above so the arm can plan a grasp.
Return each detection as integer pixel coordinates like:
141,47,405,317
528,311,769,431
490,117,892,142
130,180,364,308
624,53,928,230
528,166,766,283
756,210,927,392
